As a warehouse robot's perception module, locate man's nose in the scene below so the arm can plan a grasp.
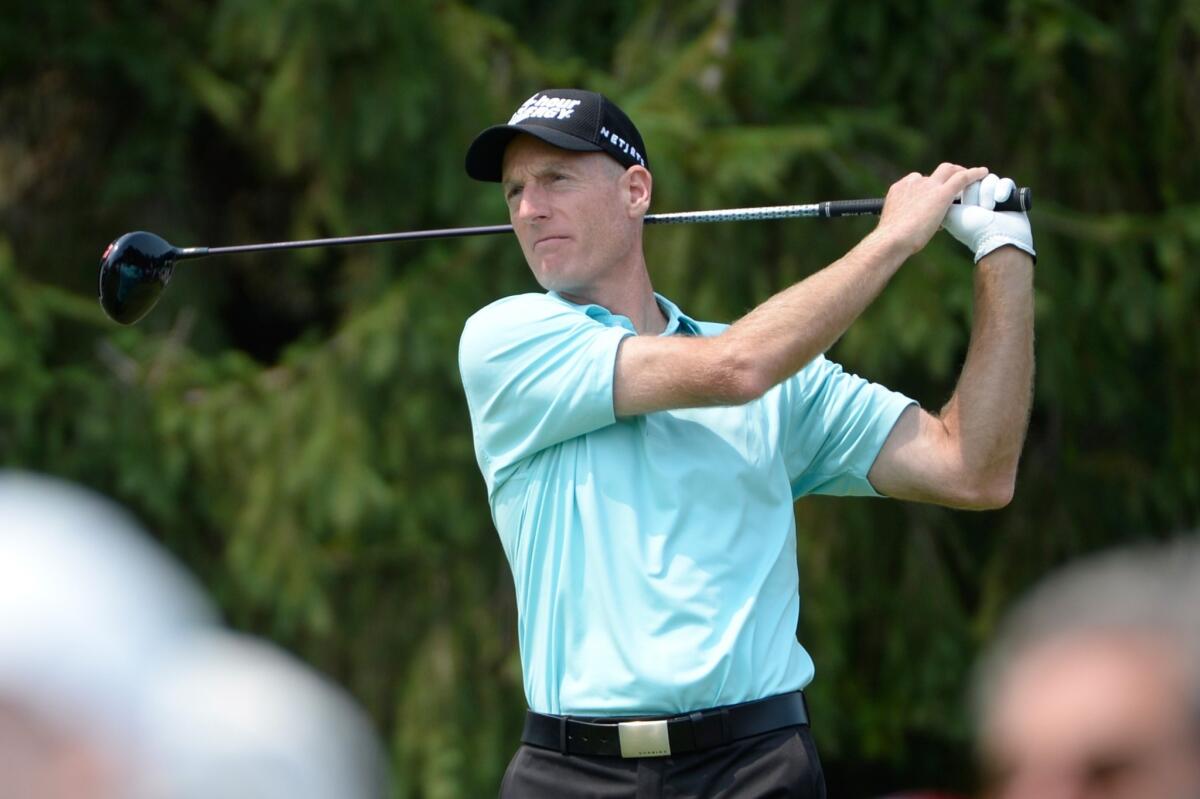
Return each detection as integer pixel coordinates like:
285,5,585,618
516,183,550,222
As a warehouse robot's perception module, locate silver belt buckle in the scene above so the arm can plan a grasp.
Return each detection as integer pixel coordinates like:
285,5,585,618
617,719,671,758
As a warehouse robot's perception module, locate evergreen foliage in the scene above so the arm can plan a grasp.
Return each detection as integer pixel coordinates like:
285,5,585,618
2,1,1197,794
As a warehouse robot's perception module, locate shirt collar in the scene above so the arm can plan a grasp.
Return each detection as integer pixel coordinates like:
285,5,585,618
547,291,701,336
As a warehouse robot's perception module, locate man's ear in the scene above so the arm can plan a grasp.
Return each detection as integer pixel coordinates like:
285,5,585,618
622,166,652,218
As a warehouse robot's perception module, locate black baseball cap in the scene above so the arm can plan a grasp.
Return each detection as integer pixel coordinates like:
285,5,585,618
465,89,650,182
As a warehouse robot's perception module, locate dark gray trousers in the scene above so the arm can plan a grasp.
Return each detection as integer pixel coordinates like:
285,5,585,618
499,725,826,798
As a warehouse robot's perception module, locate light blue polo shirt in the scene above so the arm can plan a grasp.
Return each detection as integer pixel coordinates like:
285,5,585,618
458,291,913,716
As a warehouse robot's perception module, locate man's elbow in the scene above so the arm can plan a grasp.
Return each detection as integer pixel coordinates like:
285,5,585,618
720,349,772,405
701,334,774,405
956,472,1017,510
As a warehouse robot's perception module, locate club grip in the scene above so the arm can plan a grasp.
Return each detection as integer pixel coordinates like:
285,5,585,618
991,187,1032,213
823,187,1032,218
823,198,885,217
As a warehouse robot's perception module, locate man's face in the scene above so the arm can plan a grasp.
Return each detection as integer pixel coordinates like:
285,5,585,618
979,633,1200,799
500,135,638,296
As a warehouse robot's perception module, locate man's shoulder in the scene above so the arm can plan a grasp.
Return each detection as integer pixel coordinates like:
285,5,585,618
462,292,584,332
463,293,555,344
465,292,552,325
459,293,597,370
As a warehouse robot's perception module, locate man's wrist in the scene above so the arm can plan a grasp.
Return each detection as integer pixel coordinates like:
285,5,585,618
859,228,913,272
977,244,1035,270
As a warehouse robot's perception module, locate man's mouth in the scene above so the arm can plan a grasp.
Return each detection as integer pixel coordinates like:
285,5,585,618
534,235,570,249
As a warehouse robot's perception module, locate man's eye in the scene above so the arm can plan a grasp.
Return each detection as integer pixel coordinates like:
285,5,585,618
506,186,522,201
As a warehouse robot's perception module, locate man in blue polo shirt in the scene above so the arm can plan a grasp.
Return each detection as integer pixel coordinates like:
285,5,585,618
459,89,1035,798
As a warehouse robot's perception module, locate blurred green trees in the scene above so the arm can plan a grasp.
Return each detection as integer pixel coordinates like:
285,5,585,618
2,1,1197,795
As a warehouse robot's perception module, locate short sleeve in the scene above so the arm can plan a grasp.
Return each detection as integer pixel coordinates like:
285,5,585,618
780,354,915,498
459,294,634,493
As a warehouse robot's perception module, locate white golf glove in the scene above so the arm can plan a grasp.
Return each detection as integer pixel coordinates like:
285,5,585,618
942,174,1036,263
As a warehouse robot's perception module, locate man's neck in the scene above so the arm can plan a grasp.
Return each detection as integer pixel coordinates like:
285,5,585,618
556,250,667,336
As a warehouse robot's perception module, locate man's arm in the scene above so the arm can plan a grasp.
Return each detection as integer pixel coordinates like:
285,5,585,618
614,163,991,416
613,229,910,412
614,164,1036,510
867,246,1034,509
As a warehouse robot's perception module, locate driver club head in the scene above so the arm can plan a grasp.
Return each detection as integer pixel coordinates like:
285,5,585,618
98,231,179,325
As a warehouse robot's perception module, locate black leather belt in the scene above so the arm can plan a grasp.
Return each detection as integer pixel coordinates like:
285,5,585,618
521,691,810,758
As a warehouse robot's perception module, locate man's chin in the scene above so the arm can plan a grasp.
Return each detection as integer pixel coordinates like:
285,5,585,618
535,279,576,296
530,264,576,294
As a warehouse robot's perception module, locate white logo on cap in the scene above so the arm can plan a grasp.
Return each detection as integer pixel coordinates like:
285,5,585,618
509,93,582,125
599,125,646,168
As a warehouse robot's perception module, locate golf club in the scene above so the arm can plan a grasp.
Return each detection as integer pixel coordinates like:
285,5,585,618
98,188,1031,325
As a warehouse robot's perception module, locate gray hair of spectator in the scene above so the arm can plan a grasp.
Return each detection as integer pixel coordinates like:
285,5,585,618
0,471,217,749
971,537,1200,733
136,630,390,799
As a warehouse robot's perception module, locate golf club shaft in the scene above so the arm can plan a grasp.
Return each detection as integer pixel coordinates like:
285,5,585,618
177,224,515,259
177,188,1031,261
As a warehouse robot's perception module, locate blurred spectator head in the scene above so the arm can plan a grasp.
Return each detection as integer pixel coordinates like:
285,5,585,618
973,539,1200,799
0,472,388,798
0,471,216,798
136,629,389,799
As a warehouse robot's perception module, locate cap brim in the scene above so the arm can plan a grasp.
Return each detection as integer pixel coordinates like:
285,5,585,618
465,123,603,182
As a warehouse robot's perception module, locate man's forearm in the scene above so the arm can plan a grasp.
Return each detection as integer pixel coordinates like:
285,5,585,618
937,246,1035,500
614,165,994,417
717,229,911,397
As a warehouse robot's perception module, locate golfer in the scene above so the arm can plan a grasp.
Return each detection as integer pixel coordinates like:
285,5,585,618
459,89,1035,798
